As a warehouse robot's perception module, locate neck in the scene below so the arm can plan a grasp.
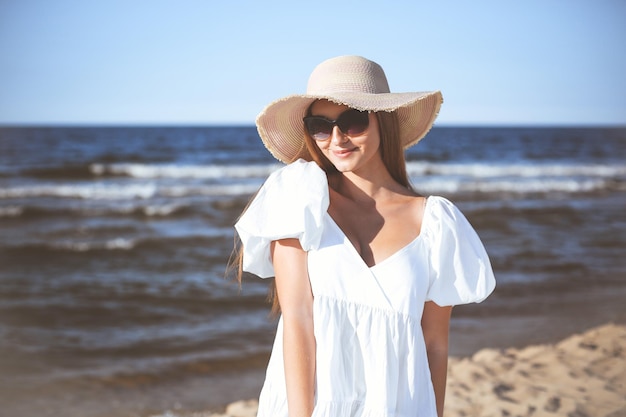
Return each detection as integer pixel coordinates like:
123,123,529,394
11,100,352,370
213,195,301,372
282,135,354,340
332,166,407,204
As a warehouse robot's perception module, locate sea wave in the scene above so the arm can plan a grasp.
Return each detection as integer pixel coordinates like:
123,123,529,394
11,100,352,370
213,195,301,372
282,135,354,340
2,233,232,254
90,163,281,179
0,183,158,200
33,160,626,181
0,177,621,201
0,182,262,200
405,161,626,178
413,178,615,195
13,163,281,180
1,238,139,253
20,165,96,179
2,161,624,201
0,206,22,217
0,203,192,219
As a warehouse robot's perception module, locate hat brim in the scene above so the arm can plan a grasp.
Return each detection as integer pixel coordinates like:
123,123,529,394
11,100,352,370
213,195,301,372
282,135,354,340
256,90,443,163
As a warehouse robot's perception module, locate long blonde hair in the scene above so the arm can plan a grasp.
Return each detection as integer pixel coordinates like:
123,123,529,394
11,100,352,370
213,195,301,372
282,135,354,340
228,108,410,316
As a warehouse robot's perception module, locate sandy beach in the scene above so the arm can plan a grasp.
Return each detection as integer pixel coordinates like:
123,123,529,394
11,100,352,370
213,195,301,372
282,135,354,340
148,322,626,417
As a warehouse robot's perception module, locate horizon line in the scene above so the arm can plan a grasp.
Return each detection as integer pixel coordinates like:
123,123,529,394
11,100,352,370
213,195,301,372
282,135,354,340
1,121,625,129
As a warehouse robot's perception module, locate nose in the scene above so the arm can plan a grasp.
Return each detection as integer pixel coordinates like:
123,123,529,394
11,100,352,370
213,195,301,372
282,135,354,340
329,126,347,145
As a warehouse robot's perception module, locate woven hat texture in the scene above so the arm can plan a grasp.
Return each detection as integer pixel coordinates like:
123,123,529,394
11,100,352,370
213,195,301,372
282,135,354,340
256,55,443,163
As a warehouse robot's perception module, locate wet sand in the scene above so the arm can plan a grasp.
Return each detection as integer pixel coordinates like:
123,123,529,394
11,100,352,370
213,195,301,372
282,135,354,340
2,282,625,417
147,322,626,417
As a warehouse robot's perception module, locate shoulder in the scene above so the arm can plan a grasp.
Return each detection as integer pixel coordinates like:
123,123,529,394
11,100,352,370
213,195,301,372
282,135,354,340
265,159,326,188
425,195,457,211
250,159,328,210
424,195,462,220
422,195,475,237
234,159,330,277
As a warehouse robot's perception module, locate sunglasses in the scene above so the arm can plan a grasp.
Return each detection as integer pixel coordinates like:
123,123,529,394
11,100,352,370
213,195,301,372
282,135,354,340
303,109,370,141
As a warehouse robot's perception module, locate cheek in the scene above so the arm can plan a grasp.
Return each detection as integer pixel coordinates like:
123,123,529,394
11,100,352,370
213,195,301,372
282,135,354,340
315,140,329,152
355,134,380,151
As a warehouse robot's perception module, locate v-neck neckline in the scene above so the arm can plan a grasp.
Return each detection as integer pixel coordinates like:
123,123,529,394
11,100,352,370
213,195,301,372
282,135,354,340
324,197,431,270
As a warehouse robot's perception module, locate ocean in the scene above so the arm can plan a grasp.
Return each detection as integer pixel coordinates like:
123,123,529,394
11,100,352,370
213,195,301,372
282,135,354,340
1,126,625,417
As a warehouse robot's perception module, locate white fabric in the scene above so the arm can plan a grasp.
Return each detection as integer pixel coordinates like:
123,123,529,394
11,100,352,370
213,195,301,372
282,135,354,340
234,159,496,417
234,159,329,278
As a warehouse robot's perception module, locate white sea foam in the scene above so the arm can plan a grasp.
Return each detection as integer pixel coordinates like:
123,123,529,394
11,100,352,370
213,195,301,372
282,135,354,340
142,203,183,216
91,161,626,181
0,182,260,200
406,161,626,179
52,238,137,252
413,177,609,194
0,206,23,217
80,203,186,216
160,183,261,197
0,183,158,200
90,163,281,179
104,238,135,250
1,161,622,201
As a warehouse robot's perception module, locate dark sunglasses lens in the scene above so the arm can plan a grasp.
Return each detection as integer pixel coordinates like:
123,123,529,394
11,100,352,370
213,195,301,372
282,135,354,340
304,118,332,140
303,109,369,140
338,110,369,136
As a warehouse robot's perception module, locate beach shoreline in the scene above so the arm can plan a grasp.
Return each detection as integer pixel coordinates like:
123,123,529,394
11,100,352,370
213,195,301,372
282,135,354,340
146,322,626,417
3,282,625,417
4,318,624,417
2,277,625,417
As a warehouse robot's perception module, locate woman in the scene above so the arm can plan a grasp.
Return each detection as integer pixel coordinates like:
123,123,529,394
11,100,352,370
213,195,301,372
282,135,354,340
233,55,495,417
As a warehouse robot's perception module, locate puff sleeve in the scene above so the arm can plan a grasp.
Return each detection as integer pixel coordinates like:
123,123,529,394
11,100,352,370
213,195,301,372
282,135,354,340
234,159,329,278
424,196,496,306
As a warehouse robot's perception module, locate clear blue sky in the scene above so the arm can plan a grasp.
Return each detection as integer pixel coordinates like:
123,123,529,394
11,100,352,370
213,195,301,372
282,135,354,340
1,0,624,126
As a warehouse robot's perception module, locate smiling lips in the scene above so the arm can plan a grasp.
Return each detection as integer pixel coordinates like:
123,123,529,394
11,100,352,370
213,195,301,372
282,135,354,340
332,148,358,158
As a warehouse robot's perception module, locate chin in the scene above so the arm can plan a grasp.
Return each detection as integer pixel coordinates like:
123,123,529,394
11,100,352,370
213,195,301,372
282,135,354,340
328,158,357,173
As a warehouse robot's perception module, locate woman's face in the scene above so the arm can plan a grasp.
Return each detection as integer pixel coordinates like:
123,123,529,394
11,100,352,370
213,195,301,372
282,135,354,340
308,100,382,174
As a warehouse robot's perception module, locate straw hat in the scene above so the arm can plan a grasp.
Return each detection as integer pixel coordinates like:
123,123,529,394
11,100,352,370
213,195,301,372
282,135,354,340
255,55,443,163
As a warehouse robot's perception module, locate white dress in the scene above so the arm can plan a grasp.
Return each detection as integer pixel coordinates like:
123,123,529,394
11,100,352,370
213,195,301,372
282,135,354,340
235,159,496,417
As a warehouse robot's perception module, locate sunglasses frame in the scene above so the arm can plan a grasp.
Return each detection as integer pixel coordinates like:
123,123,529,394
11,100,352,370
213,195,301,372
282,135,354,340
303,108,370,141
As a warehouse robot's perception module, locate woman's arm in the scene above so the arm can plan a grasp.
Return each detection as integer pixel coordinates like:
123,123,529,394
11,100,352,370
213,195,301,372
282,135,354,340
271,238,315,417
421,301,453,417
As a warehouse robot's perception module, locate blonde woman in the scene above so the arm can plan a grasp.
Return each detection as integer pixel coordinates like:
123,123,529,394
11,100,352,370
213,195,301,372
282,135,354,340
233,55,495,417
